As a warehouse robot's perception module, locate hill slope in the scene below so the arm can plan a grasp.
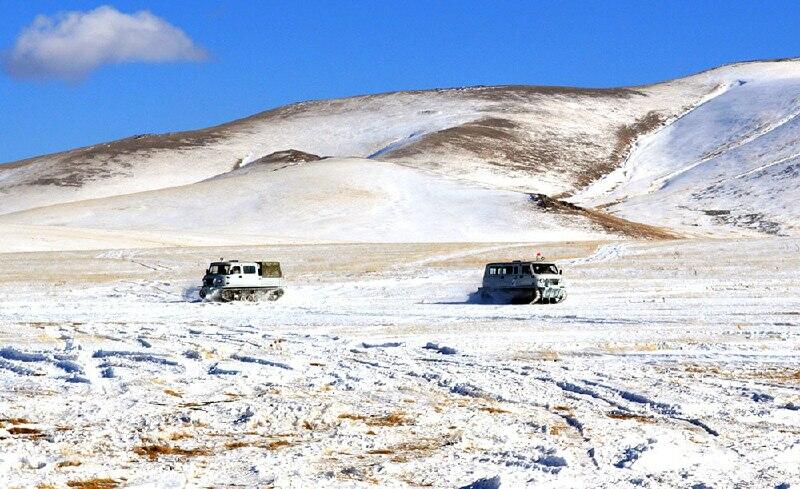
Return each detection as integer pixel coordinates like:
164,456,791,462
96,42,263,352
1,59,800,249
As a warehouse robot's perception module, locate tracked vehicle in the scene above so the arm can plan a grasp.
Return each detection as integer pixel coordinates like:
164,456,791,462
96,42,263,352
199,260,284,302
478,260,566,304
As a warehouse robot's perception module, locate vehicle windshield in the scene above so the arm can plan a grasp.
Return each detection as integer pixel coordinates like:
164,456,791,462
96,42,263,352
209,264,230,274
532,264,559,275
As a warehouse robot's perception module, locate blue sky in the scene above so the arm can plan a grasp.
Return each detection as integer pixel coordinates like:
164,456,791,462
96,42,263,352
2,1,799,163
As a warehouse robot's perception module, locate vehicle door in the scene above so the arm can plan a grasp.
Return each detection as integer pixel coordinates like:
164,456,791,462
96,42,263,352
510,265,521,287
229,265,242,284
242,265,258,286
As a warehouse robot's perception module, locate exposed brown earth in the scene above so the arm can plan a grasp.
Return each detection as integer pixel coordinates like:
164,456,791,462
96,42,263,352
230,148,323,171
529,193,679,239
580,110,667,189
66,478,119,489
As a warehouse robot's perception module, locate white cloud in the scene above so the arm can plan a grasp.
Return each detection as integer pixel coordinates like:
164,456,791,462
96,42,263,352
3,5,207,81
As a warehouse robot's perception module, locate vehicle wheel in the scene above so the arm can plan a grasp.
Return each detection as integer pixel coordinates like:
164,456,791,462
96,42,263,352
530,289,541,304
220,290,233,302
268,288,284,301
245,291,256,302
555,290,567,303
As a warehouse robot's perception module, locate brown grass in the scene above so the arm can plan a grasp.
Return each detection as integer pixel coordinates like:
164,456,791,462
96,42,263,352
684,364,800,384
8,426,44,437
478,406,510,414
683,364,724,375
163,389,182,398
309,362,325,367
224,441,250,450
57,460,82,468
225,439,292,451
748,369,800,383
338,412,413,427
0,417,31,425
168,431,192,441
601,342,661,354
267,440,291,450
530,193,678,239
366,437,448,461
133,444,210,461
607,412,656,423
338,413,366,422
66,479,119,489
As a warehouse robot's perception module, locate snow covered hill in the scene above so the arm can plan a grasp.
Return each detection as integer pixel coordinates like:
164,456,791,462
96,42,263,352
571,65,800,237
0,158,620,246
1,59,800,248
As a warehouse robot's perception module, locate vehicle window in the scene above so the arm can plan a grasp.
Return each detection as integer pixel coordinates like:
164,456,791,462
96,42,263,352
244,266,256,274
489,268,496,275
231,266,241,274
210,265,230,274
533,264,559,274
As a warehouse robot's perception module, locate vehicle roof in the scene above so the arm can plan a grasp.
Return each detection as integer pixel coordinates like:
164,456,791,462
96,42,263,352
485,261,558,267
210,261,258,266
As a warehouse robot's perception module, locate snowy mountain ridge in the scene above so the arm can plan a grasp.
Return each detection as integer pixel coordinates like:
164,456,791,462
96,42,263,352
1,58,799,250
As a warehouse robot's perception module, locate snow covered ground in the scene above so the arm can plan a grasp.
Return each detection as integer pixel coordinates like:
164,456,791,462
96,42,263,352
1,238,798,488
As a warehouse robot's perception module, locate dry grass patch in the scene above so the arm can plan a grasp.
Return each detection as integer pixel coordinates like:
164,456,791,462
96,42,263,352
133,444,210,461
224,440,250,450
366,436,456,463
267,440,291,450
224,439,292,451
66,479,119,489
746,368,800,383
600,342,662,354
368,412,412,427
607,411,656,423
526,349,560,362
8,426,45,438
163,389,182,398
57,460,82,468
168,431,192,441
339,412,413,427
0,417,31,425
479,406,510,414
683,363,724,376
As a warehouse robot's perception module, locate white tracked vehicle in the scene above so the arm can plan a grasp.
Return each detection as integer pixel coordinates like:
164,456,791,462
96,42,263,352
478,259,567,304
199,260,284,302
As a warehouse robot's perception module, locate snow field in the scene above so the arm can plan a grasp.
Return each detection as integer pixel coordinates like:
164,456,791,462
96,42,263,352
0,238,798,487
